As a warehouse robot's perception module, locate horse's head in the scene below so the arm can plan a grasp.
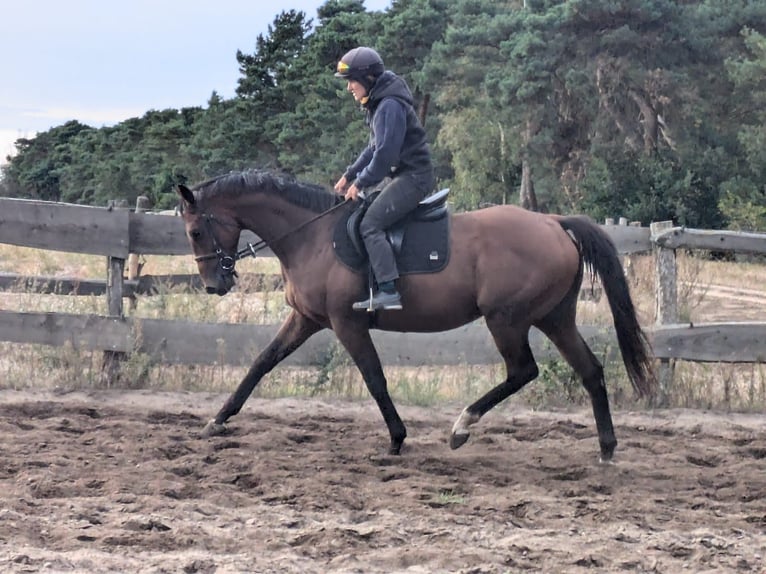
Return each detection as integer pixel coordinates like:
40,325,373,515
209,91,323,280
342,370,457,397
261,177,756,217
176,184,240,296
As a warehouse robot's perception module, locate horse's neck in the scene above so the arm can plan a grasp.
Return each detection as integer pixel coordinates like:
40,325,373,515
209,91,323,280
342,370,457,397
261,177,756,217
239,196,333,265
236,196,301,240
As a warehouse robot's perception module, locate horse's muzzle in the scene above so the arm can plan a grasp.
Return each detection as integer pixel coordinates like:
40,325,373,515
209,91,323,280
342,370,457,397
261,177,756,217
206,285,230,296
203,268,236,296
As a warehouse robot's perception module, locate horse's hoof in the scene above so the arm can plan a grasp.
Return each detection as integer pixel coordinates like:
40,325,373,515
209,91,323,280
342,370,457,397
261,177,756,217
201,419,227,437
599,445,616,464
449,431,470,450
599,456,616,465
388,441,404,455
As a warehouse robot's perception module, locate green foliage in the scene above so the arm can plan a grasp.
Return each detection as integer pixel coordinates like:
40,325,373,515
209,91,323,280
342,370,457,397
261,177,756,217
579,148,726,228
2,0,766,226
523,356,587,409
718,177,766,232
3,121,92,202
235,10,312,102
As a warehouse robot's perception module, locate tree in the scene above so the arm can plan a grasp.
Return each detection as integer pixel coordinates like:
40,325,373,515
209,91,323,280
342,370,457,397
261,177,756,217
235,10,312,103
266,0,376,181
422,0,523,209
720,27,766,230
4,0,766,225
3,121,91,202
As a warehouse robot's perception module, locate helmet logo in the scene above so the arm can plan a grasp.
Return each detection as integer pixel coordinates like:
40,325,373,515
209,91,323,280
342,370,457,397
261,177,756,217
337,61,350,74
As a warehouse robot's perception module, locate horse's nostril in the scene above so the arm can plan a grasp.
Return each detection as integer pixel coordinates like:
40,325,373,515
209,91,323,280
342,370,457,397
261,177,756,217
205,286,217,295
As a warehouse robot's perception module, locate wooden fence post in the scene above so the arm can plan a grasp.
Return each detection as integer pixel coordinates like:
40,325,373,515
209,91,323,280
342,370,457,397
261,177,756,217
650,221,678,404
127,196,151,312
101,255,127,384
617,217,635,280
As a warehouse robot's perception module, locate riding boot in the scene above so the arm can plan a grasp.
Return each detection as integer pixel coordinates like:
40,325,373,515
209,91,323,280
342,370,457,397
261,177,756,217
353,281,402,311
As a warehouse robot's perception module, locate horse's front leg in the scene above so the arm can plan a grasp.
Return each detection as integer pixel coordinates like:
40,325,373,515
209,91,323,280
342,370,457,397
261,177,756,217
202,310,322,436
333,324,406,455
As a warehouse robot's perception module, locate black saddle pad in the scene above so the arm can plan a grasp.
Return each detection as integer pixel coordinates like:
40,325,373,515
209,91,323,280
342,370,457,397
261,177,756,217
333,208,450,275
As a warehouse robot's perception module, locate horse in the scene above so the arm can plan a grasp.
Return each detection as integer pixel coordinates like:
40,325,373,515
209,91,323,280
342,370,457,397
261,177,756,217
176,170,656,461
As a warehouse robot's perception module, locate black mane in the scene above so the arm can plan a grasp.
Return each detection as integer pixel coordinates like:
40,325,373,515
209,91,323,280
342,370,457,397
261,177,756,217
193,170,342,213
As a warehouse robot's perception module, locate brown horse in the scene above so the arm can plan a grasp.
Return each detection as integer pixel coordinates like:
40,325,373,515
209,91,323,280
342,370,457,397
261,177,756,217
176,170,655,460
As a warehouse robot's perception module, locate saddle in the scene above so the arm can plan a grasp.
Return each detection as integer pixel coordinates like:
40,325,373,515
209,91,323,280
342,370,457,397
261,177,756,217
332,188,451,275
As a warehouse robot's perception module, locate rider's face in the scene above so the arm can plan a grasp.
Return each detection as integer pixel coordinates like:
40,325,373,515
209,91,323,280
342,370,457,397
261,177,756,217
346,79,367,103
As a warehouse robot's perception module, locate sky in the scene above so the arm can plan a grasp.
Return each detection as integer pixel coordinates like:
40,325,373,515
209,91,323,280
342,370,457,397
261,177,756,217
0,0,391,164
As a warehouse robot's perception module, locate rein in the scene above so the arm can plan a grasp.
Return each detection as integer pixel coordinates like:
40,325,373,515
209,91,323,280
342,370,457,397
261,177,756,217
194,198,350,270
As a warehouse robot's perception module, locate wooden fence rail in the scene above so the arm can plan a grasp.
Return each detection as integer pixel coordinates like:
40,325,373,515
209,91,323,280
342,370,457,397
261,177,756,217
0,271,282,297
1,197,765,392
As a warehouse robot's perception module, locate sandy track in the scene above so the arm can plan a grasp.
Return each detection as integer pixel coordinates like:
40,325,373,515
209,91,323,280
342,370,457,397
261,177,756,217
0,389,764,573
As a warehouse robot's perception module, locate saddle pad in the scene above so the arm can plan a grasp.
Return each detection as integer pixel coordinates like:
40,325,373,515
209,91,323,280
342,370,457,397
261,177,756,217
333,210,450,275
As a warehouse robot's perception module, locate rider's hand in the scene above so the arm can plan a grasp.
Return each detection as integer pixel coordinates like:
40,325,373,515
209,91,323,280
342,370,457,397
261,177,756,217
334,176,348,194
344,183,360,201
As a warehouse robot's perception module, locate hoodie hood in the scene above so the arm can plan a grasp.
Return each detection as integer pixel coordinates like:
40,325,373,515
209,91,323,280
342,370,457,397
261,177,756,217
365,70,414,109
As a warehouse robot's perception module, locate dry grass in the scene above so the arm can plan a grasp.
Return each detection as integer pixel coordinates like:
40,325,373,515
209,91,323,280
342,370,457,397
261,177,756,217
0,244,765,411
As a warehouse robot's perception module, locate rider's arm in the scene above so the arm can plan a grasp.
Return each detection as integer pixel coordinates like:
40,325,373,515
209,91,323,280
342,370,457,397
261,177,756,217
344,144,374,183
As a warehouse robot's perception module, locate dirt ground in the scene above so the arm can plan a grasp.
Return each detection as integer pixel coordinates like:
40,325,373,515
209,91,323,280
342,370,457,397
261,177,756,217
0,389,764,574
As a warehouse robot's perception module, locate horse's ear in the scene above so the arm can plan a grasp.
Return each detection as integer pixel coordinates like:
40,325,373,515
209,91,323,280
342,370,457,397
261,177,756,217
176,184,195,208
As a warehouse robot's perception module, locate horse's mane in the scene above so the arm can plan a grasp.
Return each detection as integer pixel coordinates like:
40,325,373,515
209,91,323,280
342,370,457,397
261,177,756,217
193,169,342,213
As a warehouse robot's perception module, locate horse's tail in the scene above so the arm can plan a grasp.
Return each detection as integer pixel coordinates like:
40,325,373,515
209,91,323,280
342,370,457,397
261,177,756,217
557,215,657,397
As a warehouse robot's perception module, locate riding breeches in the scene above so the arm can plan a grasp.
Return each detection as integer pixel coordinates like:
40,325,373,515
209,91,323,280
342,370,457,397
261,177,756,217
360,171,433,285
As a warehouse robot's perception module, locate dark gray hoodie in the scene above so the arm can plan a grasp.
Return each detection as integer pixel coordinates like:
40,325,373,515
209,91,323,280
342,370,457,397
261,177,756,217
344,70,432,188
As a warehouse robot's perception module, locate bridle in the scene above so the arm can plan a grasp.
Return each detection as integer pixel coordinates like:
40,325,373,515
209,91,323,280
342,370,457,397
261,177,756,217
193,214,261,275
192,199,350,275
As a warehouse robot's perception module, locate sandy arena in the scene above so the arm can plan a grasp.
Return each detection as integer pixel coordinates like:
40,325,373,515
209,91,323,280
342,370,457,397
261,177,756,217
0,389,764,573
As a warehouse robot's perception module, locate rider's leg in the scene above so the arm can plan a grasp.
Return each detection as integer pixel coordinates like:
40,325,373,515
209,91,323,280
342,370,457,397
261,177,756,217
359,173,431,284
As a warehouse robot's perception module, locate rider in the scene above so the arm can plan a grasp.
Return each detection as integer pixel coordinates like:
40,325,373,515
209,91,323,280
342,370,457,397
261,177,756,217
334,46,434,311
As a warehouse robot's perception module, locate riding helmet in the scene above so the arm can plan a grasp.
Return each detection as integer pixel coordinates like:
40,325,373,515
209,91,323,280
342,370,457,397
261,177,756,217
335,47,385,90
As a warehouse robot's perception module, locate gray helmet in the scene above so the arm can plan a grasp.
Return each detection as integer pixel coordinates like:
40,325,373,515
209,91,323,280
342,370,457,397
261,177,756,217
334,47,385,82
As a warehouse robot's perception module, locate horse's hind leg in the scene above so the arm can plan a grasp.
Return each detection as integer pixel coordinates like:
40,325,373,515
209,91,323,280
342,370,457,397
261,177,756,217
450,320,539,449
537,315,617,462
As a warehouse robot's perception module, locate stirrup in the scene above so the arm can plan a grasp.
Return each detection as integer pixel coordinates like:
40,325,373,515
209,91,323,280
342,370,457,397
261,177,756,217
352,290,402,312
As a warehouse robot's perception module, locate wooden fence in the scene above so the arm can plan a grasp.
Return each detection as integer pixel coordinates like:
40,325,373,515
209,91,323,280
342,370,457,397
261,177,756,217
0,196,765,390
